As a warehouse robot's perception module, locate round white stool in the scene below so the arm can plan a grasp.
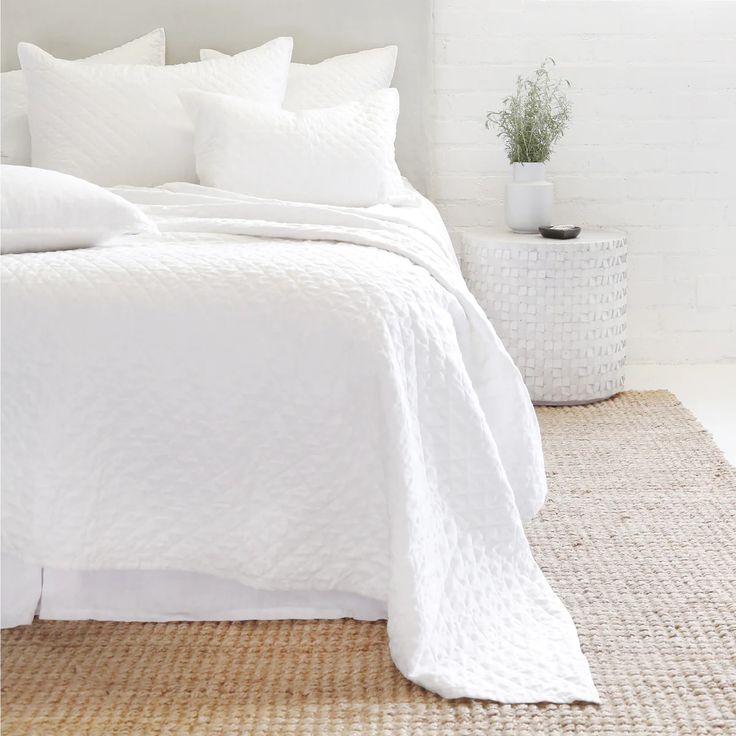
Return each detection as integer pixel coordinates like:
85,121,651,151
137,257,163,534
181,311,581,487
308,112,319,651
461,228,627,405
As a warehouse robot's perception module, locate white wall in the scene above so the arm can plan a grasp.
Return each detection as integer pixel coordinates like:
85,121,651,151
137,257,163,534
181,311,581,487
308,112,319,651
431,0,736,363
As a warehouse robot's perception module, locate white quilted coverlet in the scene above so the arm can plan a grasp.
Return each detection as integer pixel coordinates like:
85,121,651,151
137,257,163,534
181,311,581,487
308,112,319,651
0,184,598,703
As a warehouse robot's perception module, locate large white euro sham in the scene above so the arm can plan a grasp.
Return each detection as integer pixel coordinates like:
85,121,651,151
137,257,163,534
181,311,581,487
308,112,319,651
0,165,156,254
18,37,293,187
200,45,397,110
182,88,404,207
1,29,166,167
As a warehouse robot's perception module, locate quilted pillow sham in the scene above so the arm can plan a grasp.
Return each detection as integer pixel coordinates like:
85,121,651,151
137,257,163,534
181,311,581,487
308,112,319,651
1,29,166,167
181,87,404,207
19,37,293,187
200,45,397,110
1,165,156,254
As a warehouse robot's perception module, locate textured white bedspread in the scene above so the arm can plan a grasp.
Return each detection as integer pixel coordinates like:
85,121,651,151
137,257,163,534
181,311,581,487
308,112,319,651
1,184,598,702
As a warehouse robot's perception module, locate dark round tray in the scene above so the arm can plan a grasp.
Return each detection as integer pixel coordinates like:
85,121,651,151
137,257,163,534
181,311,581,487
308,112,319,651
539,226,581,240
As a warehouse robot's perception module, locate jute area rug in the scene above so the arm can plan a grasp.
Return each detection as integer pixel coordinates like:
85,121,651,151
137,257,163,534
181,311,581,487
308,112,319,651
2,391,735,735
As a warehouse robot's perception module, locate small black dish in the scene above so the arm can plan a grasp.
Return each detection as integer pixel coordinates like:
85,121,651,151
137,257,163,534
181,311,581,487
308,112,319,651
539,225,581,240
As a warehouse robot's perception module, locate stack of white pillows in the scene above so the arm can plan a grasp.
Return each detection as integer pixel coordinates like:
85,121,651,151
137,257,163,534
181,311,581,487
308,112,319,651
1,30,407,254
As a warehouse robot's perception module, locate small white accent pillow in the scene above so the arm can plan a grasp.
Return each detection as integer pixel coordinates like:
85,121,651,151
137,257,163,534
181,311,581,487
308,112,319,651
19,37,293,187
1,29,166,167
181,88,403,207
200,45,397,110
1,165,157,254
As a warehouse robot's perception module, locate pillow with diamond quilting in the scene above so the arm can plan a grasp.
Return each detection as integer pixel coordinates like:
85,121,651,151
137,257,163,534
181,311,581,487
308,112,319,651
19,37,293,187
1,29,167,167
180,87,404,207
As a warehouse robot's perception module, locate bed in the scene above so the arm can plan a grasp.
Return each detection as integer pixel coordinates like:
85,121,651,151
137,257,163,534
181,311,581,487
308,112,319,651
0,0,598,704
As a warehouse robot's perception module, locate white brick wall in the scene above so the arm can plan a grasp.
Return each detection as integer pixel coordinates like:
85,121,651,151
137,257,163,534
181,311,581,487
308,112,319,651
431,0,736,363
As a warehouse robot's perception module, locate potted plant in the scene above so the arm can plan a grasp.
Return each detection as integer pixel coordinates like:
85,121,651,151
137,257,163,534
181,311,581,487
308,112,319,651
486,59,571,233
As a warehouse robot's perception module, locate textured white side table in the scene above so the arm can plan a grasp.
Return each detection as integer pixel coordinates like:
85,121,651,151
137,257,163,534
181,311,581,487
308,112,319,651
461,228,627,405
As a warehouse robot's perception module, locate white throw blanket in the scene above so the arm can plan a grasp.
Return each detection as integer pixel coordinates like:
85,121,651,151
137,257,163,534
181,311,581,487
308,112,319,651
1,183,598,703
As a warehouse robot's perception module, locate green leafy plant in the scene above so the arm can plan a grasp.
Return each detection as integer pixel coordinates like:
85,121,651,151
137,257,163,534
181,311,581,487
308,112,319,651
485,59,571,164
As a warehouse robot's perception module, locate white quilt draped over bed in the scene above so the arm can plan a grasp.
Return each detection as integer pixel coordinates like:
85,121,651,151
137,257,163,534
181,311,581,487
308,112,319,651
1,183,598,703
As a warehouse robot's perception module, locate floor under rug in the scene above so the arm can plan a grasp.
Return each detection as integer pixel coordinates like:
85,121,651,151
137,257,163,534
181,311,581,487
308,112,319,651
2,391,735,735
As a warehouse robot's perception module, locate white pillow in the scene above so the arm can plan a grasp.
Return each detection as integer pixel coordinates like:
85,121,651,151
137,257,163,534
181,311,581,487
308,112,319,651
19,37,293,187
1,165,157,254
181,88,403,207
1,29,166,167
200,45,397,110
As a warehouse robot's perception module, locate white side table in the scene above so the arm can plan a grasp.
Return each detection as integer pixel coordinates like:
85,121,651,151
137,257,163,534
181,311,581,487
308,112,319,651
461,228,627,405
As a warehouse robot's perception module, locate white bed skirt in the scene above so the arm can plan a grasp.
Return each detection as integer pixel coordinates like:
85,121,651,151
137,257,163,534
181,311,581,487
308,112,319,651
1,552,386,628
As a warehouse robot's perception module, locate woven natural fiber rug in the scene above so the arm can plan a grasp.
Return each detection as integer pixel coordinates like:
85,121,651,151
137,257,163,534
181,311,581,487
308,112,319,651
2,391,735,735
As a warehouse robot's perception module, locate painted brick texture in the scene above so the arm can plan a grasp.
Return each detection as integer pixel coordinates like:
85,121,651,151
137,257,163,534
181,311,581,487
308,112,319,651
431,0,736,363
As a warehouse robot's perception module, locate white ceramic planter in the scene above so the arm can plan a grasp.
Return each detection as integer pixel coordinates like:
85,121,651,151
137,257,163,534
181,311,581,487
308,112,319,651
505,162,554,233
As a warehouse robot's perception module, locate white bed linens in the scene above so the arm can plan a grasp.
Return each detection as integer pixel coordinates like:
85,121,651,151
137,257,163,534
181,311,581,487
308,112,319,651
1,183,598,703
182,88,405,206
19,38,293,186
1,29,167,166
